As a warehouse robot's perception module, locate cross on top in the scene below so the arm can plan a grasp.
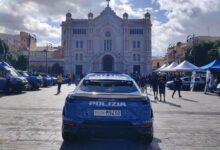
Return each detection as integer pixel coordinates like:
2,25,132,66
106,0,110,6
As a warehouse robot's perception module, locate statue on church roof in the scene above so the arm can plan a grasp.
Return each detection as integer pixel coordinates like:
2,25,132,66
106,0,110,7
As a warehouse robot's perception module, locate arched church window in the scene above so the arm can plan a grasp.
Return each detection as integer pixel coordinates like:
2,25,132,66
76,41,79,48
80,54,83,61
137,54,141,61
80,40,83,48
104,39,112,51
76,54,79,61
133,41,136,49
137,41,141,48
133,54,136,61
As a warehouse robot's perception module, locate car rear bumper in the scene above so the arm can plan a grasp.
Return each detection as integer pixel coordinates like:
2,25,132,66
13,82,28,91
62,121,153,138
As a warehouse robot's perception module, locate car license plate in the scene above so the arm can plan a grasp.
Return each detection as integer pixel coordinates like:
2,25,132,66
94,110,121,117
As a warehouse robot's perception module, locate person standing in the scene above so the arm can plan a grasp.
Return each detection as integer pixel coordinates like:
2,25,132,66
158,74,166,102
172,75,182,98
57,73,63,94
140,75,146,93
67,73,72,86
5,70,12,95
152,73,159,100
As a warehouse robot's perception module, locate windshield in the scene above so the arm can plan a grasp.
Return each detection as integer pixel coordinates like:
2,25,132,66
5,67,20,77
79,80,138,93
21,72,29,77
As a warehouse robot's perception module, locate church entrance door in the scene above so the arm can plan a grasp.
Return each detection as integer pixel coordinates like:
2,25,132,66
102,55,114,72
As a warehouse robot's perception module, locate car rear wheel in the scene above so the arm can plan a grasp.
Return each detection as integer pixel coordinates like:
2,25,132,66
17,89,22,94
140,127,154,144
140,135,153,144
29,83,34,90
62,132,77,142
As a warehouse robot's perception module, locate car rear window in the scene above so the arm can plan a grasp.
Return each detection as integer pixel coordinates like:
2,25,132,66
79,80,138,93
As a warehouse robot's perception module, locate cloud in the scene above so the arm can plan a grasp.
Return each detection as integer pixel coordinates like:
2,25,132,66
1,0,220,57
152,0,220,55
0,0,150,42
37,40,61,47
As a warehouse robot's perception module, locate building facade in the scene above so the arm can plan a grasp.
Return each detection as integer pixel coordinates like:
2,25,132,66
62,1,152,75
0,31,37,52
29,46,64,68
152,56,165,71
187,35,220,47
165,42,187,64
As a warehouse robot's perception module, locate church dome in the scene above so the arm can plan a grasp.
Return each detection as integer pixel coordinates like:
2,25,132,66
123,12,128,19
145,12,151,19
66,12,72,18
88,12,93,19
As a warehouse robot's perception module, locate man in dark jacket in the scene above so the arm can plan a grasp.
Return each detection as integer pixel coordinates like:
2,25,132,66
172,75,182,98
152,73,159,100
158,74,166,102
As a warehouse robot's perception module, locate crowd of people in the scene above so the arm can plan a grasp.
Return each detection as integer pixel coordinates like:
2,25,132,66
55,73,85,94
132,73,184,102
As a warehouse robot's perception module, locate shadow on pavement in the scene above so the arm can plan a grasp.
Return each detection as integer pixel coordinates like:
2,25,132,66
164,101,181,108
204,92,218,97
180,98,198,103
0,91,26,97
150,100,158,104
60,138,162,150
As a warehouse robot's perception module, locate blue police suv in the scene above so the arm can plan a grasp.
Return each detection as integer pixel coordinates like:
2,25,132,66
62,73,154,143
0,62,28,93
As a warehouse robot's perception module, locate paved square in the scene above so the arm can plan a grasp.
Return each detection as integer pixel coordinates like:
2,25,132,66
0,85,220,150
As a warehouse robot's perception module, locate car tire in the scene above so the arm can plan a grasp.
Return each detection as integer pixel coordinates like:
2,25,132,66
17,89,22,94
29,83,34,90
140,134,153,144
62,132,77,142
35,86,39,90
140,127,154,144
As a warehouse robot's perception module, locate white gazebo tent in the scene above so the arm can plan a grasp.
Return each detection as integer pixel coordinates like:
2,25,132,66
170,60,201,91
171,60,200,72
161,62,178,72
155,64,169,72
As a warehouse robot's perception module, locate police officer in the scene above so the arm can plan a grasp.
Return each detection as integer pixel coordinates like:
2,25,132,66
172,75,182,98
158,74,166,102
57,73,63,94
152,73,159,100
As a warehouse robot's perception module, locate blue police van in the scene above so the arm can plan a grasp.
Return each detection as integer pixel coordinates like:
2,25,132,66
62,73,154,143
0,62,28,93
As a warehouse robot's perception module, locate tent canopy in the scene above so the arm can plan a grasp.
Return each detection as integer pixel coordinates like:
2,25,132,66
155,64,169,72
161,62,178,72
171,60,200,72
200,59,220,72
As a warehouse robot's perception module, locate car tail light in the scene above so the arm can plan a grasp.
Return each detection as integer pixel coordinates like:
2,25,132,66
139,97,150,105
63,122,79,126
66,95,76,103
139,124,150,128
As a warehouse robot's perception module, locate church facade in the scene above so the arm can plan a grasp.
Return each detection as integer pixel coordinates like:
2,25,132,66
61,1,152,75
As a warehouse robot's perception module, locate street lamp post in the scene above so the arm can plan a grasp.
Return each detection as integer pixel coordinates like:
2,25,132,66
43,49,48,74
28,34,31,72
43,43,52,74
187,34,196,65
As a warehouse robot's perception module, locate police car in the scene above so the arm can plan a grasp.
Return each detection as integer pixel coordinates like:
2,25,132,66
62,73,154,143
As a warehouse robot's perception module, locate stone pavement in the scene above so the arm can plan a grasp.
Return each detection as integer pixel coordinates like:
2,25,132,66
0,85,220,150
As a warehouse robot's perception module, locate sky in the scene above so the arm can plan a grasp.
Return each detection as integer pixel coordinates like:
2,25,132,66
0,0,220,56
